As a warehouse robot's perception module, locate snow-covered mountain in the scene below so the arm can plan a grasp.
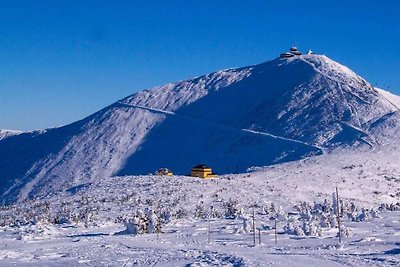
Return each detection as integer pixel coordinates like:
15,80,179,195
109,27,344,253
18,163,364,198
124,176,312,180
0,53,399,204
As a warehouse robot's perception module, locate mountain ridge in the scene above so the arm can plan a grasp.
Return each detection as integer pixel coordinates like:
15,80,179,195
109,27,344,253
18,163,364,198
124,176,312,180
0,54,399,204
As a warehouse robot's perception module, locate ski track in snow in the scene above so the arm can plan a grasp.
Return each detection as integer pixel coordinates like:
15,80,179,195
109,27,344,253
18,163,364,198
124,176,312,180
300,56,400,113
375,88,400,111
118,101,324,152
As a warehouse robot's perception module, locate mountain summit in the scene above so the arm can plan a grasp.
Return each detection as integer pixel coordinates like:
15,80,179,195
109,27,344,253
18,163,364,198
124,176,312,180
1,53,399,203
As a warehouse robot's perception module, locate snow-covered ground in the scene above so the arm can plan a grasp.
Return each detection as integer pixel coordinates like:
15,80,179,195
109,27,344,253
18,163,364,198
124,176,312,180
1,146,399,266
1,211,399,266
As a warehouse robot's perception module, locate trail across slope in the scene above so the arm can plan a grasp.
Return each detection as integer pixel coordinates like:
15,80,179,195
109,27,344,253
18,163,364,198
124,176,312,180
117,101,324,152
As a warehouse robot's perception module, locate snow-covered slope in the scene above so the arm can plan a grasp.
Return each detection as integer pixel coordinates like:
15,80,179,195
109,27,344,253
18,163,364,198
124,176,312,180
367,89,400,145
0,54,399,204
1,146,399,266
376,88,400,109
0,129,22,141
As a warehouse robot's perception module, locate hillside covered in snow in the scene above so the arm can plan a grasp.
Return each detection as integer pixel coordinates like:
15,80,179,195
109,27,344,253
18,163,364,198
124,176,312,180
1,146,399,266
0,54,399,204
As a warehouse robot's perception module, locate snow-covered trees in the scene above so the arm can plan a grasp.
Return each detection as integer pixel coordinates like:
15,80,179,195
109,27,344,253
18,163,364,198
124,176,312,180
1,182,399,245
224,199,240,219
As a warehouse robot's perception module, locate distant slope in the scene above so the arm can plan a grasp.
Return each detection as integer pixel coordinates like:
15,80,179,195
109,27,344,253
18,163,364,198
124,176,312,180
0,54,399,204
376,88,400,109
0,130,22,141
368,111,400,145
117,105,321,176
366,88,400,145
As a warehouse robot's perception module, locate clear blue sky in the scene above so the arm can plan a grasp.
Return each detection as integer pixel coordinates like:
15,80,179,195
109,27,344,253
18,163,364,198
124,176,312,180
1,0,399,131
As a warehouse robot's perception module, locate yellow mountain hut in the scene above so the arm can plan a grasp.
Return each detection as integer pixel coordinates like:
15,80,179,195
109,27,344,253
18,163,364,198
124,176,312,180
191,164,217,178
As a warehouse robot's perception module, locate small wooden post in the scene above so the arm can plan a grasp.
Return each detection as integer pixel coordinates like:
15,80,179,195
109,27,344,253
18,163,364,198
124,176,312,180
252,206,256,246
274,217,278,244
208,205,213,245
157,216,160,240
207,218,210,245
157,208,161,240
336,186,342,243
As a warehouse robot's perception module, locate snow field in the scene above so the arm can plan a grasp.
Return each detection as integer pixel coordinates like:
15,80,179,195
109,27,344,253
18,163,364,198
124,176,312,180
0,146,399,266
0,210,399,266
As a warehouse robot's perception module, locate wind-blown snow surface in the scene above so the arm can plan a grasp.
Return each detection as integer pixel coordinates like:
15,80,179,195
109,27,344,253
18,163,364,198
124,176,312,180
0,54,399,204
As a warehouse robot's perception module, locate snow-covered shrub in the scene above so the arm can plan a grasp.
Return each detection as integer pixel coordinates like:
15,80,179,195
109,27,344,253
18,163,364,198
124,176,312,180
172,207,188,220
309,221,321,236
223,199,240,219
319,213,331,228
283,222,295,235
329,213,337,228
293,225,305,236
276,206,288,221
159,209,172,224
144,208,158,234
337,225,351,237
194,204,206,219
134,209,149,234
355,208,369,222
123,219,138,235
370,208,381,218
302,220,321,236
345,211,357,221
313,201,324,213
236,213,251,234
380,203,400,211
299,208,312,221
269,203,276,213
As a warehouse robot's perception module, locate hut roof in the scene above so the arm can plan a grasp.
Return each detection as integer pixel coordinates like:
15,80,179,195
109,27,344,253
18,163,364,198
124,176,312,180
157,168,171,172
193,164,211,169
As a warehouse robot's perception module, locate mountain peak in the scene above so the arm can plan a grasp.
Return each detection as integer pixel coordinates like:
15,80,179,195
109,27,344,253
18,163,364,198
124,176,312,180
0,53,399,204
277,52,367,87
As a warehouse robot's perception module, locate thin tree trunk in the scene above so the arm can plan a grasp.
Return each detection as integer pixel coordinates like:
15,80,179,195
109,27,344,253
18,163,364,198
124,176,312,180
274,217,278,244
252,207,256,246
336,186,342,244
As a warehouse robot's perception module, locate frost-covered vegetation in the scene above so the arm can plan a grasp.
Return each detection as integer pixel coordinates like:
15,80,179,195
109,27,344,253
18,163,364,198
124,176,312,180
1,187,398,240
0,173,399,266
